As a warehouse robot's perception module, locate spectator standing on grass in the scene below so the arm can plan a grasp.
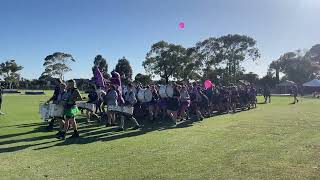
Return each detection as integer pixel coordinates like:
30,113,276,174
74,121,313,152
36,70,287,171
0,85,4,115
263,85,271,103
292,85,299,104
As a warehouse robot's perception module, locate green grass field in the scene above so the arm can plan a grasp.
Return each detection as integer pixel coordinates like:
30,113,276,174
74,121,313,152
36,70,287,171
0,93,319,180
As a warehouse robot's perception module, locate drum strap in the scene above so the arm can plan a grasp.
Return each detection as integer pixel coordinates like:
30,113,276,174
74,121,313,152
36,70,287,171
165,87,168,97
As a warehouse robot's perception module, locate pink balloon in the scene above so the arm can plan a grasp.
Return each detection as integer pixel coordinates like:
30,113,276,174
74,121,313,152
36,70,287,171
179,22,185,29
204,80,213,89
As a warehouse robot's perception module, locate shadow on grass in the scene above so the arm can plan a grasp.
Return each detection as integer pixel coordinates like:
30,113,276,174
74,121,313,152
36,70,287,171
0,122,44,129
0,115,195,153
34,118,195,150
0,107,254,153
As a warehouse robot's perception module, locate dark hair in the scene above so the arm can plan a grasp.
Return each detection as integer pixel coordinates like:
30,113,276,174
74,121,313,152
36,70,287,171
67,79,76,88
110,85,116,90
56,78,63,84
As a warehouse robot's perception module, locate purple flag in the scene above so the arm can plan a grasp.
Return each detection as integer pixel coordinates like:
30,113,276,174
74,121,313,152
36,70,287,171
93,66,105,89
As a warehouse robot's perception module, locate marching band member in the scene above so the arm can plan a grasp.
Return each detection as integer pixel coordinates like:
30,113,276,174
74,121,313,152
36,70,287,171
45,78,63,130
178,84,190,121
166,84,181,125
103,84,118,127
199,87,210,117
117,83,141,131
146,85,160,122
194,86,205,120
57,79,82,139
54,83,68,137
95,86,106,114
86,85,98,123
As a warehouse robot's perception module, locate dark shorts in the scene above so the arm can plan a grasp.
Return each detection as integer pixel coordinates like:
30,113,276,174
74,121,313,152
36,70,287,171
167,98,180,111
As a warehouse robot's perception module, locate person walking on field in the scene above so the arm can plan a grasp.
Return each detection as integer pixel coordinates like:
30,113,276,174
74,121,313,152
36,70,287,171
292,85,299,104
263,85,271,103
57,80,82,139
0,86,4,115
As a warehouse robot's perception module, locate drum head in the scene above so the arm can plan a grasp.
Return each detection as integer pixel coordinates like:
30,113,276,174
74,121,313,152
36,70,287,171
159,85,167,98
132,87,137,95
122,86,128,95
137,89,145,102
144,89,152,102
137,89,152,103
166,85,174,97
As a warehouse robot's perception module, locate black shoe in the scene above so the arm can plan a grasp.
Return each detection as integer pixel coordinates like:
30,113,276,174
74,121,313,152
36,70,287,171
55,131,62,136
46,125,54,131
105,123,111,127
68,132,79,139
56,132,66,140
116,128,124,132
133,125,141,130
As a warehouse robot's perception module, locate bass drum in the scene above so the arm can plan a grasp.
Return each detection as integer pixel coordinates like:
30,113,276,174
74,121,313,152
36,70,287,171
137,89,152,103
159,85,174,98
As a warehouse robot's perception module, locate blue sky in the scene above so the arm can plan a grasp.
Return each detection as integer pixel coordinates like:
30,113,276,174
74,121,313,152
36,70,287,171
0,0,319,80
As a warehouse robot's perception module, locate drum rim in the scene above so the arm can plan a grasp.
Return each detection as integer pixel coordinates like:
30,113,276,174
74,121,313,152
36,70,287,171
138,89,152,102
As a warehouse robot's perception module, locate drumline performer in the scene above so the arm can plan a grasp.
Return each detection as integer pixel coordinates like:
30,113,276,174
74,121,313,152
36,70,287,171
57,80,82,139
146,85,160,122
45,78,63,130
103,84,118,127
53,83,69,136
95,86,106,114
166,84,181,125
178,84,190,121
85,85,99,123
117,83,141,131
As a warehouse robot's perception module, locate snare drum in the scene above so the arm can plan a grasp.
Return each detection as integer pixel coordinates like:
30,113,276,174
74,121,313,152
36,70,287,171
108,105,122,112
159,85,174,98
49,104,64,117
39,103,50,121
121,106,134,115
77,102,95,111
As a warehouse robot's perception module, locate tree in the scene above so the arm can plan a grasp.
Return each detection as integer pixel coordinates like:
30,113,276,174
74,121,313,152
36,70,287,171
306,44,320,64
258,72,278,88
0,60,23,89
196,34,260,84
269,49,320,85
41,52,75,79
115,57,133,84
239,72,259,84
269,60,281,83
134,73,152,86
176,47,202,81
143,41,189,83
93,55,109,79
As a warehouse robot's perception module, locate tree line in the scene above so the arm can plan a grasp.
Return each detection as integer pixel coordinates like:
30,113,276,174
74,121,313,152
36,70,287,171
1,34,319,89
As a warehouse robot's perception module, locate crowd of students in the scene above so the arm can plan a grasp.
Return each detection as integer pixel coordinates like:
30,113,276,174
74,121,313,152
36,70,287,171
45,76,261,140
